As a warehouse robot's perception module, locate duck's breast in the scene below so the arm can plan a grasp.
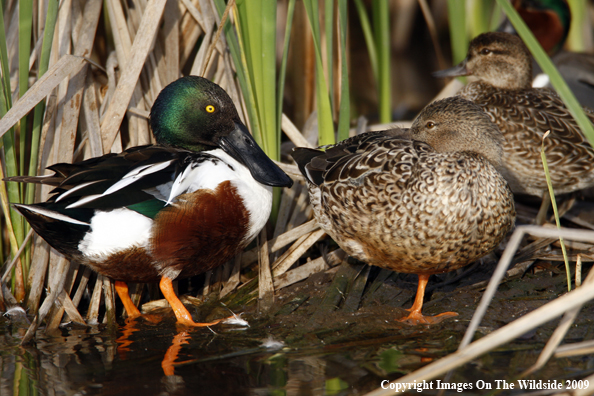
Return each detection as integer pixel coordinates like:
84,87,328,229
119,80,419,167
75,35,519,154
313,145,514,275
370,151,514,273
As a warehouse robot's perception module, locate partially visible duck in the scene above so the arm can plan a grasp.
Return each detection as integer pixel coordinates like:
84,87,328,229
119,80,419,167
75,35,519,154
498,0,570,55
497,0,594,108
292,97,515,324
8,76,293,326
434,32,594,197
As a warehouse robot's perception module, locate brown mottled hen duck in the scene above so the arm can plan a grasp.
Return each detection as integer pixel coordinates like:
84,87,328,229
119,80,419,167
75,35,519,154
434,31,594,197
292,97,516,324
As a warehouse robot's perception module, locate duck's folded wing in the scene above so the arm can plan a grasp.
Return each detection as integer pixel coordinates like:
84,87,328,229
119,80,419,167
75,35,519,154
292,128,410,186
6,145,211,219
478,88,594,170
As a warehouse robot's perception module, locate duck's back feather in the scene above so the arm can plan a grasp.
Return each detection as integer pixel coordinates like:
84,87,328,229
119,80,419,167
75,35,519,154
459,81,594,195
11,146,225,217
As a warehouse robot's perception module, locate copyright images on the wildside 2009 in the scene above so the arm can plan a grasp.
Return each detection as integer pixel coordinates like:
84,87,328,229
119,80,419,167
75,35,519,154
380,379,590,393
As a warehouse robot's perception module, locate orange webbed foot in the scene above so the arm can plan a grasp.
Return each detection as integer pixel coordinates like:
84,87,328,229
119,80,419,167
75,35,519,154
398,309,458,325
128,313,163,325
160,277,236,327
398,274,458,325
175,315,230,328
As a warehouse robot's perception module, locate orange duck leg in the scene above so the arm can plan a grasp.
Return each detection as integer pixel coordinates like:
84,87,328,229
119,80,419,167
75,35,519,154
160,277,228,327
115,281,162,324
399,274,459,325
114,281,142,319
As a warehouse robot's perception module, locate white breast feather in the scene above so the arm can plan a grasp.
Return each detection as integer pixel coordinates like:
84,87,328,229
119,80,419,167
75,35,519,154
167,149,273,243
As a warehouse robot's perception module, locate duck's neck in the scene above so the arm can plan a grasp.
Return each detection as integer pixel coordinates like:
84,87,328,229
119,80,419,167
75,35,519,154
473,61,533,90
159,140,211,153
457,81,529,101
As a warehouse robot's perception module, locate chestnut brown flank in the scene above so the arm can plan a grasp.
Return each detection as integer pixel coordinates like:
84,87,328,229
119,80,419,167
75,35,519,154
151,181,250,277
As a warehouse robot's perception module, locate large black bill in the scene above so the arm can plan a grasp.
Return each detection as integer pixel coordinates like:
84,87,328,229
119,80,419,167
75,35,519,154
219,123,293,188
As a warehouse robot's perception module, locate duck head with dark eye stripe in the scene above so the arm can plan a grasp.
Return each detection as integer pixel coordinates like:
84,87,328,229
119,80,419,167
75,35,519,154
150,76,292,188
410,96,505,168
433,32,533,89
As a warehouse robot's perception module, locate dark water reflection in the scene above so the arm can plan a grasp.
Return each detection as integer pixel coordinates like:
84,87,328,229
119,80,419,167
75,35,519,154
1,317,366,396
2,310,593,396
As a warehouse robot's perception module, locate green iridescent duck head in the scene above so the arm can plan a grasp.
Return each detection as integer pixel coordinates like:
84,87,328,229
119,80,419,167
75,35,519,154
150,76,292,188
150,76,244,152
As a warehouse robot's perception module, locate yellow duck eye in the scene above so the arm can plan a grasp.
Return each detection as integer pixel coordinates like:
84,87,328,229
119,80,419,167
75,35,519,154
205,105,216,113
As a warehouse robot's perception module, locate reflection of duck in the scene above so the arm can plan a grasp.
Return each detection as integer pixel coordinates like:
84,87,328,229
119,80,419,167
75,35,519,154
8,77,293,326
435,32,594,197
286,357,326,396
292,97,515,324
162,331,191,376
497,0,594,108
116,319,140,354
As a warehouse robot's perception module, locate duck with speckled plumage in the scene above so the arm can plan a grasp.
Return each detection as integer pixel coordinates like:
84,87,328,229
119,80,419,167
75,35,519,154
434,32,594,198
292,97,515,324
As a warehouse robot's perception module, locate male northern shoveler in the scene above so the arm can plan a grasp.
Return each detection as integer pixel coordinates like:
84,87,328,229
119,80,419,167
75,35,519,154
434,32,594,197
498,0,570,55
9,76,293,326
292,97,515,324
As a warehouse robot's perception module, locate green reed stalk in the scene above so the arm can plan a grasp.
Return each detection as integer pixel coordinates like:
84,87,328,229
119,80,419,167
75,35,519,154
325,0,334,113
14,0,60,289
447,0,467,65
3,0,21,215
303,0,335,146
488,1,503,31
18,0,32,182
353,0,378,83
0,1,11,115
336,0,350,142
372,0,390,124
540,132,571,291
27,0,59,203
0,1,10,267
235,0,278,160
468,0,494,38
213,0,261,146
276,0,296,140
565,0,585,51
1,0,31,296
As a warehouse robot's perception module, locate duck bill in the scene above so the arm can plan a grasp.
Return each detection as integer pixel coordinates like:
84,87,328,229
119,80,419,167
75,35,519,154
433,60,471,78
219,123,293,188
